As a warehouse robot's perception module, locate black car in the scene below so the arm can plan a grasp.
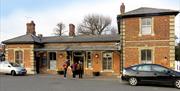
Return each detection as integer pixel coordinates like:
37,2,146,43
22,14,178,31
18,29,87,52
121,64,180,89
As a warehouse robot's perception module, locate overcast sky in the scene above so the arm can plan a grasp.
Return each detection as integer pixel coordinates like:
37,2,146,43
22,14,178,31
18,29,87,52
0,0,180,43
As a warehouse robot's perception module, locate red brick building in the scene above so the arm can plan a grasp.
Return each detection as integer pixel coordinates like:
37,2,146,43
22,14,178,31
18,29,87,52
2,21,121,76
2,4,179,76
117,3,179,69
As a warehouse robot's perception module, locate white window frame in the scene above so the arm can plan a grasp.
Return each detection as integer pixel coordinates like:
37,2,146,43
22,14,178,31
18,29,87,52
139,17,154,36
14,49,24,66
141,49,152,64
102,52,113,71
86,51,92,69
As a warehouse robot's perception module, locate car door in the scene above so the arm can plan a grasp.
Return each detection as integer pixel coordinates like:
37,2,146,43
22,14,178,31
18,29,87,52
151,65,174,83
136,65,155,82
3,63,12,73
0,62,4,73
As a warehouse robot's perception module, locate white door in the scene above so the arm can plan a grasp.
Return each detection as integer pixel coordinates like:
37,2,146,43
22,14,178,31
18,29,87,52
50,60,56,70
49,52,56,70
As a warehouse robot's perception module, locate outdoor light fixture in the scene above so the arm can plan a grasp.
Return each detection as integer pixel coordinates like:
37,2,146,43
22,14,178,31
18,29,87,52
59,54,63,58
95,54,99,58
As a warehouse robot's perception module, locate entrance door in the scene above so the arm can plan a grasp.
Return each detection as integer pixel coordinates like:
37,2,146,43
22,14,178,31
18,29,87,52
49,52,56,70
73,51,84,73
73,51,84,63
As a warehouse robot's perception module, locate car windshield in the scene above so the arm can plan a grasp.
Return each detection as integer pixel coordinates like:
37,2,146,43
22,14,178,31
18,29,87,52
10,63,21,67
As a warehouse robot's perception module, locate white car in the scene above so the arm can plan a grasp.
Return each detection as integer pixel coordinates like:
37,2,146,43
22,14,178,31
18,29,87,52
0,61,27,76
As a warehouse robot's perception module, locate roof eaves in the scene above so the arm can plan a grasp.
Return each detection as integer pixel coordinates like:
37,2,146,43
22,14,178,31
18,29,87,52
117,11,179,19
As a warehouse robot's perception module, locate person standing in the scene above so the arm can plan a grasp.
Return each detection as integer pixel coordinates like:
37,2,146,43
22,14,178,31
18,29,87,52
77,61,83,79
63,60,70,79
71,62,77,79
63,62,68,79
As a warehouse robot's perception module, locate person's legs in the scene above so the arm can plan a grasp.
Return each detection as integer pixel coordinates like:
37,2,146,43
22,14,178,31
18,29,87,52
73,71,76,78
78,70,81,78
80,70,83,78
64,69,67,78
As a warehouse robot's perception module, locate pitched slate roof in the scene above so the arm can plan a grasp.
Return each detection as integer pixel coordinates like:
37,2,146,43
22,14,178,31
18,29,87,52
35,45,120,51
2,34,41,44
125,7,179,15
118,7,179,18
2,34,120,44
42,34,120,43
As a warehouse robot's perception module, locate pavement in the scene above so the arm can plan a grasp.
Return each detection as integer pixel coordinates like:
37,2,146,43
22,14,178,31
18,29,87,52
0,74,179,91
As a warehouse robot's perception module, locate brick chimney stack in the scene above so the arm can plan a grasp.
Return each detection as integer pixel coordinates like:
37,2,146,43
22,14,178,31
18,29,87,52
26,21,36,35
120,3,125,15
69,24,75,36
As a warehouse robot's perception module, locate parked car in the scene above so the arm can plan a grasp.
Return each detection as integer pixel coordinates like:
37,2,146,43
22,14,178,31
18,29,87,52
121,64,180,89
0,61,27,76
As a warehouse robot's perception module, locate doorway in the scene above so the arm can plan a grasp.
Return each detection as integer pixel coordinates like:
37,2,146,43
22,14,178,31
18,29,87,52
73,51,84,63
73,51,84,73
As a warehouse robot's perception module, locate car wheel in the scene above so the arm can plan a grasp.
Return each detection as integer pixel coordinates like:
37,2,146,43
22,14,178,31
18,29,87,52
129,77,138,86
175,79,180,89
11,70,16,76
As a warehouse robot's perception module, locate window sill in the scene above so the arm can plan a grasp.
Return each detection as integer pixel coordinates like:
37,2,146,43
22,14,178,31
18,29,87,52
85,68,93,70
139,34,155,37
100,70,114,72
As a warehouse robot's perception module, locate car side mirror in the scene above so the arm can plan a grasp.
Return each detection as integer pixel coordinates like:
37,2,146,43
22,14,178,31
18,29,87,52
8,65,11,67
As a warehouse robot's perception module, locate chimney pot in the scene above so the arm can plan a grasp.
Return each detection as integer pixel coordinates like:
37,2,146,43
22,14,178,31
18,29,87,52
26,20,36,35
69,24,75,36
120,3,125,15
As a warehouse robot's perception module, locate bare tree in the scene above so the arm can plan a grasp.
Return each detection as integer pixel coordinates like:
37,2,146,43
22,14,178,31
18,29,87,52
110,27,118,35
77,14,112,35
54,22,65,36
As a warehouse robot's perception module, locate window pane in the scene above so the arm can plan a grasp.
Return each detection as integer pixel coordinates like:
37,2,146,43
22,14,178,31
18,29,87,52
138,65,152,71
131,66,137,71
141,18,152,35
103,52,112,70
86,52,92,68
141,50,146,60
88,52,91,59
147,50,151,61
142,18,152,25
87,60,92,68
152,65,168,73
49,52,56,60
141,26,151,35
141,49,152,64
15,51,23,64
103,58,107,70
108,60,112,69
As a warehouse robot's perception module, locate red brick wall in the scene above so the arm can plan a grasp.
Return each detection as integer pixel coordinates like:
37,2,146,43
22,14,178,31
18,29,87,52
113,52,120,75
125,16,170,41
7,49,14,62
125,18,139,41
24,49,31,68
123,15,171,68
92,51,101,72
154,47,170,67
154,16,169,40
5,44,35,74
124,48,139,67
